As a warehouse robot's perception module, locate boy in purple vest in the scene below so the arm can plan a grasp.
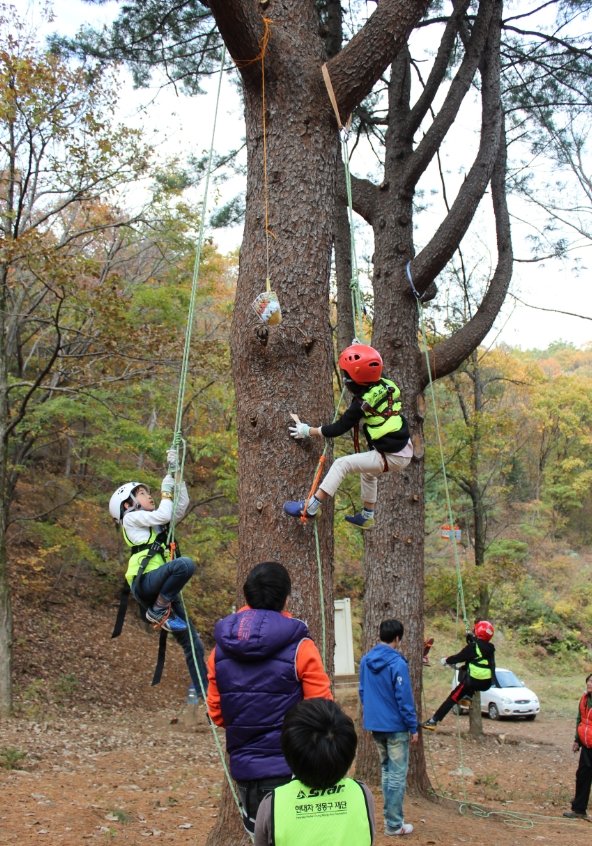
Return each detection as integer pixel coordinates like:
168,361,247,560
206,562,332,835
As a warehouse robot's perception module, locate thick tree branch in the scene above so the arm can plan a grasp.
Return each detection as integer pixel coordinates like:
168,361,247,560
410,0,503,294
325,0,430,122
423,123,513,385
350,173,379,225
405,0,495,186
207,0,266,77
407,0,472,135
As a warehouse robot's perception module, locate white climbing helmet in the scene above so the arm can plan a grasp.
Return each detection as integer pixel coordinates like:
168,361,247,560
109,481,143,524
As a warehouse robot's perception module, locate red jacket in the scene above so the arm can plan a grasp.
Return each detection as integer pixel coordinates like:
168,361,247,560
577,692,592,748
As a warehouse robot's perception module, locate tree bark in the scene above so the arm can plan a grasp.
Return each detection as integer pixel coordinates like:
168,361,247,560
0,265,13,717
354,0,510,794
204,2,431,841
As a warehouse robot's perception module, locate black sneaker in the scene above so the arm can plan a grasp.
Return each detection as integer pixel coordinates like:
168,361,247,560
563,811,588,820
421,718,438,731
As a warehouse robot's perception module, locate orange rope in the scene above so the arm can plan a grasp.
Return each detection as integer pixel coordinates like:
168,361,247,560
237,18,274,289
260,18,274,286
301,455,327,524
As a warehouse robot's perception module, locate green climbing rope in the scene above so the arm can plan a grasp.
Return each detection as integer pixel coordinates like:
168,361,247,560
407,263,469,630
149,47,243,814
340,128,367,343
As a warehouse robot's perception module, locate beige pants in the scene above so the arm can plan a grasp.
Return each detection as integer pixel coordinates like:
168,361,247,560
319,439,413,504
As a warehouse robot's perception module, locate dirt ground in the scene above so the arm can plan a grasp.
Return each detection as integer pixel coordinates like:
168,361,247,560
1,597,591,845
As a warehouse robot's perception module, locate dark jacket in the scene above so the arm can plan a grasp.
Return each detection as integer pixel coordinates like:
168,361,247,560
446,637,496,684
213,609,309,781
321,385,410,454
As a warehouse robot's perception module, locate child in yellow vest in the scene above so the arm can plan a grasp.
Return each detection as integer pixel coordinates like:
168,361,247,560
283,344,412,530
254,699,375,846
109,450,207,696
422,620,496,731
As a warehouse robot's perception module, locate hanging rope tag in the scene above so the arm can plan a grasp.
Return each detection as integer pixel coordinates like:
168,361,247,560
440,523,462,541
252,279,282,325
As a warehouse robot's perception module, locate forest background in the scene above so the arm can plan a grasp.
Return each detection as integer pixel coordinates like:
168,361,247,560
2,0,591,700
0,0,592,844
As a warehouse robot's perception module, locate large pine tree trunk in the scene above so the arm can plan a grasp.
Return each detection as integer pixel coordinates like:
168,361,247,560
229,25,339,625
206,4,435,840
205,10,339,846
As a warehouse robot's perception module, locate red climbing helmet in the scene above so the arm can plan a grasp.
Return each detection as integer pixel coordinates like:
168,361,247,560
338,344,383,384
474,620,494,641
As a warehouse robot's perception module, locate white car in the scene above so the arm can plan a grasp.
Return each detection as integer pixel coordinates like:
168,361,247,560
454,667,540,721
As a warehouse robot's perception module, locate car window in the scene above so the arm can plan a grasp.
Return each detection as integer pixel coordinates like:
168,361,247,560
496,670,523,688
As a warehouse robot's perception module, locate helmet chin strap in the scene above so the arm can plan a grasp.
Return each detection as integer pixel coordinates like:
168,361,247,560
120,492,142,523
129,494,142,510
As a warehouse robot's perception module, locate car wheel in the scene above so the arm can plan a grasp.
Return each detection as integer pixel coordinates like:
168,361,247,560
488,703,500,720
524,714,536,721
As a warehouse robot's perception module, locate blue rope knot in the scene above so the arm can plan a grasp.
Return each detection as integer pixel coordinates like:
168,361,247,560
406,261,425,301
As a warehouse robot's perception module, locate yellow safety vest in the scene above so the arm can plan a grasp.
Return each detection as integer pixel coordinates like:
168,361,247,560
361,378,404,442
468,643,492,681
122,526,167,586
272,778,372,846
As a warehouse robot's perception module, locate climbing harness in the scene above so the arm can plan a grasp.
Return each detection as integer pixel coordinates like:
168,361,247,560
111,528,178,685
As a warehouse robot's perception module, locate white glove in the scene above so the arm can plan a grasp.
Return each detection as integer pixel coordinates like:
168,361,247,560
440,657,448,667
289,412,311,439
161,474,175,495
289,422,310,439
166,448,178,471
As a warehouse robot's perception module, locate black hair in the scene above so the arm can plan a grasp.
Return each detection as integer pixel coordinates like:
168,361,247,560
243,561,291,611
586,673,592,684
343,375,366,395
379,618,404,643
281,699,357,789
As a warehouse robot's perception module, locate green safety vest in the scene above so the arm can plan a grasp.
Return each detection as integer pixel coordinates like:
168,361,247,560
468,643,492,681
122,526,167,586
361,378,404,442
271,778,372,846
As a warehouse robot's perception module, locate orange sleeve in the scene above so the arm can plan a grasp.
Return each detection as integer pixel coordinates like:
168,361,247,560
295,638,333,700
205,647,225,726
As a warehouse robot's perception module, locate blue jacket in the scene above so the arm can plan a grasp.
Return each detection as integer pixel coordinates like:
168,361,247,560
214,608,308,781
359,643,418,733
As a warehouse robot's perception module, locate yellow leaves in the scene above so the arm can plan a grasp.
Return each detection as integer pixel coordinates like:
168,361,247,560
553,598,576,620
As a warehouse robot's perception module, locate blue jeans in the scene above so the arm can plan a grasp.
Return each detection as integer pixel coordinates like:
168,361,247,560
372,731,410,832
135,557,208,698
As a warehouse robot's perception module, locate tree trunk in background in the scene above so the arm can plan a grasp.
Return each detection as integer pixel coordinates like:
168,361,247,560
469,693,484,739
0,264,13,716
354,2,509,791
333,165,356,352
355,41,430,791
